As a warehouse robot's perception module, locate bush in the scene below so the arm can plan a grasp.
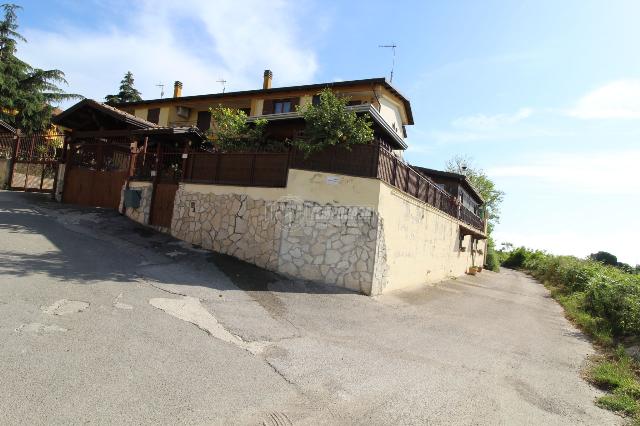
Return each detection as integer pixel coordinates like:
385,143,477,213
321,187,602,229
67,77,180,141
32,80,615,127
505,247,640,340
502,246,529,268
485,249,500,272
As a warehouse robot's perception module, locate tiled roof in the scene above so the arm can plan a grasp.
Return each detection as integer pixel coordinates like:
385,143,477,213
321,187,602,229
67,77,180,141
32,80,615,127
53,99,160,129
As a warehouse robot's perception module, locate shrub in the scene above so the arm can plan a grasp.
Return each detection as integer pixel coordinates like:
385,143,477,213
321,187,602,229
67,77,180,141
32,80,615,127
507,247,640,340
502,246,529,268
485,249,500,272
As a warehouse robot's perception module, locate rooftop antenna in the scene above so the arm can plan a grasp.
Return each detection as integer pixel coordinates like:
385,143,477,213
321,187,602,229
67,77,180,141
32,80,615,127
378,43,397,82
217,78,227,93
156,82,165,98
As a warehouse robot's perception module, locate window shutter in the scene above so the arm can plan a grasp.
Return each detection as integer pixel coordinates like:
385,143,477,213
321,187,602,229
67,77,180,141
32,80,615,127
196,111,212,131
262,100,274,115
147,108,160,124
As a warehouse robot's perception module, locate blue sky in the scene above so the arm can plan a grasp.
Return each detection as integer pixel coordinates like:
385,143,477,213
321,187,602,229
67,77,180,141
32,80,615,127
14,0,640,264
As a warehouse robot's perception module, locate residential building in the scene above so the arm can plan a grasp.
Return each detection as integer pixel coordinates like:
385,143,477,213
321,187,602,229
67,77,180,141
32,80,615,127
116,70,412,155
51,72,487,295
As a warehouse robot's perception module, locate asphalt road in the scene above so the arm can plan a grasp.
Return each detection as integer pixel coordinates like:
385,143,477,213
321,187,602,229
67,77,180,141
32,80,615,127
0,191,620,425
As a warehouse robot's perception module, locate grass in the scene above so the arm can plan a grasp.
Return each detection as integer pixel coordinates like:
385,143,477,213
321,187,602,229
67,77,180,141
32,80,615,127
589,349,640,419
499,247,640,422
544,281,640,422
549,287,614,347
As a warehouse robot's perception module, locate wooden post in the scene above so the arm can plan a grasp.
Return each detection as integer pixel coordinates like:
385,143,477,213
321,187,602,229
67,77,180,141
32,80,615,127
181,142,190,182
148,144,162,226
7,133,20,189
405,166,410,192
372,141,380,178
391,156,398,186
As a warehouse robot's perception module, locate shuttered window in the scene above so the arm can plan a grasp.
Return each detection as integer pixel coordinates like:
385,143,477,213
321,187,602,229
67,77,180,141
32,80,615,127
147,108,160,124
196,111,212,131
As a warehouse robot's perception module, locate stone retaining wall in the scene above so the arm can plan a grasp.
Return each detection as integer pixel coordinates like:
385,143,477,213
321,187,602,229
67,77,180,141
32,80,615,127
170,189,384,294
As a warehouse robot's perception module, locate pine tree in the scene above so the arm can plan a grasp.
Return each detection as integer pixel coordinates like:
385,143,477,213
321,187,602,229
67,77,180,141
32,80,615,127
105,71,142,104
0,4,79,133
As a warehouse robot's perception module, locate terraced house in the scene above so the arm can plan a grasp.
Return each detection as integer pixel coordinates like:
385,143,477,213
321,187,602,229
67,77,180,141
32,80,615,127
50,70,487,295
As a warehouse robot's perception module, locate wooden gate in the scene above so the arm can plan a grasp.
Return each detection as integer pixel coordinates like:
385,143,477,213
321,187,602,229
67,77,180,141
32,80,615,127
4,133,63,193
63,143,131,209
150,183,178,228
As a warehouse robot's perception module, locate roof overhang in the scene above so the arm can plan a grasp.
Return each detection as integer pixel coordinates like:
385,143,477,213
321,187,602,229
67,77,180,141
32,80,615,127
246,104,408,150
414,166,484,204
115,77,414,126
52,99,159,131
459,223,487,240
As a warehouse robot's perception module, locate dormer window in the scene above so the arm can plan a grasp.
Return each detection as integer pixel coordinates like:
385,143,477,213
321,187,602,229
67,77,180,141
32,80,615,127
273,99,293,114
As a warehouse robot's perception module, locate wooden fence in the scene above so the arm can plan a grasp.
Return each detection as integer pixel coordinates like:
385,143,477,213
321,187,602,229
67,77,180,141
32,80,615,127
128,142,484,231
133,150,290,187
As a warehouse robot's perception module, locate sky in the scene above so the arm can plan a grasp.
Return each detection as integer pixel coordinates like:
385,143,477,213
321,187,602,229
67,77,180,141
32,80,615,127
11,0,640,264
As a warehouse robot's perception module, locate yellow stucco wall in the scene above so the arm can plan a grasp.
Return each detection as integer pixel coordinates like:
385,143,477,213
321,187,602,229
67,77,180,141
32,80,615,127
134,108,147,120
125,169,485,294
375,181,486,293
158,107,170,126
183,168,380,207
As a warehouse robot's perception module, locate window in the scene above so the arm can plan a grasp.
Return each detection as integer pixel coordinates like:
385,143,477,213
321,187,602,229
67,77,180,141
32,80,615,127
147,108,160,124
273,99,293,114
312,95,321,106
347,100,362,106
196,111,212,132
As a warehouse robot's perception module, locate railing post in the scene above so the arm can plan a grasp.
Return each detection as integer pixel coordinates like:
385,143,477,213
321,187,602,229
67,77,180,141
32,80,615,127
374,141,381,178
405,166,410,192
181,142,190,182
392,156,398,186
7,133,20,189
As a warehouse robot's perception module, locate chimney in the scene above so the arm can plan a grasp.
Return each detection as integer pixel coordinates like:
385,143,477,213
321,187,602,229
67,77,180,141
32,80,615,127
173,81,183,98
263,70,273,90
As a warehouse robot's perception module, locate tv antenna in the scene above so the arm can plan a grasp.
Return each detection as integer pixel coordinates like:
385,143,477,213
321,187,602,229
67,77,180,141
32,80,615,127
378,43,397,82
156,82,165,98
217,78,227,93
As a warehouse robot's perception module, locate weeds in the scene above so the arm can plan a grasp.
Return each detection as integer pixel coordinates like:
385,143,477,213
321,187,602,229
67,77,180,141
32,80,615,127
502,247,640,421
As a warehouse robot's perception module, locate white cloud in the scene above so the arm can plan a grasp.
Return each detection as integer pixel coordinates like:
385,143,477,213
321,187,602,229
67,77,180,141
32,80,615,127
452,108,533,129
19,0,319,106
488,149,640,195
568,79,640,119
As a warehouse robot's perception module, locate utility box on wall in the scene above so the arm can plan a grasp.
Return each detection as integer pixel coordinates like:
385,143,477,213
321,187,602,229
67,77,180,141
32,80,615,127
123,188,142,209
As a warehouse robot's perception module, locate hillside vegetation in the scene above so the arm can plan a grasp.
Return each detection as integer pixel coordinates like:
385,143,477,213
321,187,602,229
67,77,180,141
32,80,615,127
501,248,640,421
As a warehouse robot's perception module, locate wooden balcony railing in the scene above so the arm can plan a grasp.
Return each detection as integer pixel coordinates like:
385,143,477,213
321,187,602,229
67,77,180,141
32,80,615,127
128,141,485,232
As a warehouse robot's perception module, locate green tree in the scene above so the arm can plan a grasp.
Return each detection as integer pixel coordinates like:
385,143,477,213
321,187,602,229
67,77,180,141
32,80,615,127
0,3,79,133
589,251,618,266
105,71,142,104
446,155,505,272
446,155,504,233
295,88,374,156
208,106,272,152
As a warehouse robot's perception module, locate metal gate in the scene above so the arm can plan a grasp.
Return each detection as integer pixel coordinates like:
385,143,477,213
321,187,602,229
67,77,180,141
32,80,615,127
4,133,63,193
63,143,131,209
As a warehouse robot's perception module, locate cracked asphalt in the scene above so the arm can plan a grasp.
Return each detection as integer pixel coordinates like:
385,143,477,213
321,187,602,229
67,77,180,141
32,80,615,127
0,191,621,425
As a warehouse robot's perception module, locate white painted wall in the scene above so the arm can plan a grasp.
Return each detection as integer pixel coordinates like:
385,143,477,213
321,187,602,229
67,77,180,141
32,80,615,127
378,96,405,138
375,182,486,293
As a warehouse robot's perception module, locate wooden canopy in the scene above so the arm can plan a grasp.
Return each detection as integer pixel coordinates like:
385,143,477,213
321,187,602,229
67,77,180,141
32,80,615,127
52,99,159,131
